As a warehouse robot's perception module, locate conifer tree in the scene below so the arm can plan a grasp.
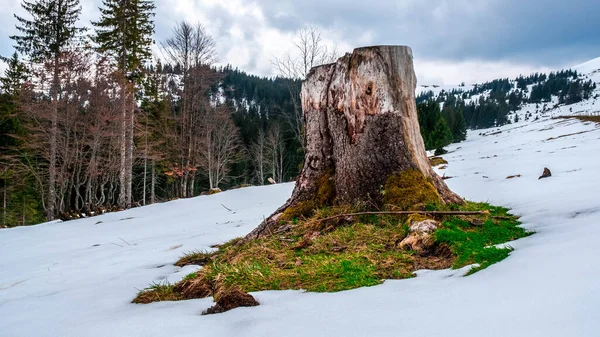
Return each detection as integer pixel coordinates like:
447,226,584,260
430,118,453,153
11,0,83,220
93,0,155,208
452,108,467,142
0,53,28,96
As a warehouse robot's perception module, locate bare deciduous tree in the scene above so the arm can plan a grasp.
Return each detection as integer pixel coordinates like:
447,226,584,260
161,21,220,197
198,106,243,190
249,128,267,185
266,122,286,183
272,26,338,151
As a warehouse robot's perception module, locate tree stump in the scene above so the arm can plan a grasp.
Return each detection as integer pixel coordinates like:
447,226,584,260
246,46,462,240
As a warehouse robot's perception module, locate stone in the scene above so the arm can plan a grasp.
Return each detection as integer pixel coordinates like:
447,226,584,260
539,167,552,180
398,219,439,256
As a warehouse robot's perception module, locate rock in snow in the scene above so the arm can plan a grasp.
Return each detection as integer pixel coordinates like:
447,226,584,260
539,167,553,180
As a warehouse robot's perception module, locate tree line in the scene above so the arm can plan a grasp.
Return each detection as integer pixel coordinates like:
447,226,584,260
418,69,597,131
0,1,333,227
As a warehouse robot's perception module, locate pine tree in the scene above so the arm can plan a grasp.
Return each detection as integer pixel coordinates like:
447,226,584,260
1,52,43,227
430,118,453,153
93,0,155,208
11,0,83,220
452,108,467,142
0,53,28,96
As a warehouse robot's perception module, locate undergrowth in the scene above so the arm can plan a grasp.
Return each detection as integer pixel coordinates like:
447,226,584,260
134,201,531,304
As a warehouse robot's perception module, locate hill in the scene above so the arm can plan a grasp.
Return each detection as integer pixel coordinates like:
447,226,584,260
1,88,600,335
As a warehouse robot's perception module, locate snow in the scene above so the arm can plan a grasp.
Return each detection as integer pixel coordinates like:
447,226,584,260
572,56,600,75
3,72,600,335
2,113,600,336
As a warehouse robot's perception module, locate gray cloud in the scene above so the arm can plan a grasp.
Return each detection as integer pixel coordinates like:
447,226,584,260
257,0,600,66
1,0,599,83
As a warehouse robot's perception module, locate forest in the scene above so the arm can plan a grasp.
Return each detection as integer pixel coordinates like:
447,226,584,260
0,0,593,227
418,70,597,130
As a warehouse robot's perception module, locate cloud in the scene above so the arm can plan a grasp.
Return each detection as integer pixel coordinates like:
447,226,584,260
1,0,599,84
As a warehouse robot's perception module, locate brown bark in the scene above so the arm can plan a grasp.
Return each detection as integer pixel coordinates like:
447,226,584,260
245,45,462,240
48,54,60,220
118,81,128,209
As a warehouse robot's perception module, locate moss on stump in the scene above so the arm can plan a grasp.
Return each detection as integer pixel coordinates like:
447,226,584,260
382,170,441,211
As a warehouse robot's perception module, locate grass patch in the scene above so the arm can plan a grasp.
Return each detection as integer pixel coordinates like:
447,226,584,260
175,250,215,267
435,202,532,275
134,201,531,304
133,282,184,304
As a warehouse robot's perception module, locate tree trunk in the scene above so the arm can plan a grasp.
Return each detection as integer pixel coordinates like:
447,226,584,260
143,111,148,206
150,159,156,204
118,86,128,209
2,179,7,227
48,54,60,221
245,46,462,240
126,101,134,207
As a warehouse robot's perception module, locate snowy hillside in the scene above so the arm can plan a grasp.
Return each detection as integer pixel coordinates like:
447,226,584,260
1,105,600,336
418,58,600,126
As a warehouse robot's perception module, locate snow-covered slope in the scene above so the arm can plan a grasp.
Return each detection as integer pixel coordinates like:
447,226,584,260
573,56,600,75
418,57,600,124
2,113,600,336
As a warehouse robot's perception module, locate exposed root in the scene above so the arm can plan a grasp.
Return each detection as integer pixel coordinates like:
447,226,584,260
202,287,259,315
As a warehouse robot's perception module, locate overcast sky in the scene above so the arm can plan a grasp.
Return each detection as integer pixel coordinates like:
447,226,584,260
1,0,599,85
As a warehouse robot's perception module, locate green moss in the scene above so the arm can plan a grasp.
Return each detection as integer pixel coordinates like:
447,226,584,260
406,213,431,224
281,170,336,221
382,170,441,210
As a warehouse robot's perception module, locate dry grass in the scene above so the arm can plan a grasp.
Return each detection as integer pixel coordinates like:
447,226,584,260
556,115,600,124
134,200,529,305
175,250,215,267
133,282,184,304
429,157,449,167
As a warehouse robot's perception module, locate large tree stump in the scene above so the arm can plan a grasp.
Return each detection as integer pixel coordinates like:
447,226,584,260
246,46,462,240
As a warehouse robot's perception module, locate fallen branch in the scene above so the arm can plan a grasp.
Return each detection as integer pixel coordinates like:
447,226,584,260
303,210,490,226
119,237,132,246
221,204,235,213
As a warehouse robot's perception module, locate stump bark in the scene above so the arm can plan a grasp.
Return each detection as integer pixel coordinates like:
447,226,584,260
246,46,462,240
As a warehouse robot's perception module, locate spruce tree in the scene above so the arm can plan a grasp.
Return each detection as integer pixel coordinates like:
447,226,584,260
93,0,155,81
1,52,42,227
11,0,83,220
452,108,467,142
0,53,28,96
430,118,453,153
93,0,155,208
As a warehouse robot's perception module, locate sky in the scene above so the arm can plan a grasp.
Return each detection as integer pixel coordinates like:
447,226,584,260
1,0,599,85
